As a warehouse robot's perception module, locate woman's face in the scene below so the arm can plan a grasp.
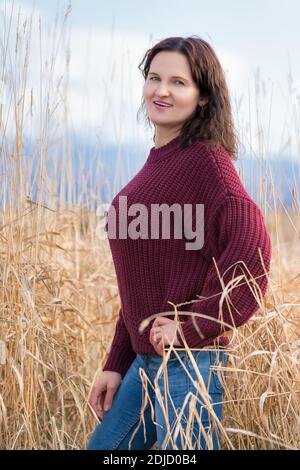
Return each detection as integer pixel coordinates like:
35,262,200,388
143,50,205,132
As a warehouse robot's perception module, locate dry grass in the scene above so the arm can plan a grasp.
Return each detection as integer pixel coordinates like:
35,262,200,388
0,2,299,450
0,204,299,450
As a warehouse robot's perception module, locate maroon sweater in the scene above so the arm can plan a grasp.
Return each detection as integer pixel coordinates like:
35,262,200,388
102,135,272,378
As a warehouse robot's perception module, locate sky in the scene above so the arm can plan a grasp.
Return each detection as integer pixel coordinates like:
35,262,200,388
0,0,300,160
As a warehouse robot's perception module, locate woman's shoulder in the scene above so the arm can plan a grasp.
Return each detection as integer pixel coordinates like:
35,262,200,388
191,139,233,168
189,140,250,200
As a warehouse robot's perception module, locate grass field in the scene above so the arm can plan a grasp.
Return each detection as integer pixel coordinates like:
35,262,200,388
0,3,299,450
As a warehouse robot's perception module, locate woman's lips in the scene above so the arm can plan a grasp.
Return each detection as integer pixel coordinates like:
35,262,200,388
153,102,173,110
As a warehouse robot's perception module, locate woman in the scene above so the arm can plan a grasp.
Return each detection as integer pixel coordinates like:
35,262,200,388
86,36,272,450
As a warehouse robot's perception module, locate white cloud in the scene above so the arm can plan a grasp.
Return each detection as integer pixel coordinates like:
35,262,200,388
0,0,45,20
66,28,150,140
1,2,299,158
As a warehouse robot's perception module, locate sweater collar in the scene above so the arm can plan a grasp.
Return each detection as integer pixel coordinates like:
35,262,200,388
146,135,182,164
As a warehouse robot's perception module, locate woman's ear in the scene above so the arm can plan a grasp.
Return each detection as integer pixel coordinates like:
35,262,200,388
199,97,209,106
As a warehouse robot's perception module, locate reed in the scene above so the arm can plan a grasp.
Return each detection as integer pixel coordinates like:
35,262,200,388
0,1,299,450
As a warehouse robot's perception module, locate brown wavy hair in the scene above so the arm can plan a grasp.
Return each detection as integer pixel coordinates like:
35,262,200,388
137,35,240,161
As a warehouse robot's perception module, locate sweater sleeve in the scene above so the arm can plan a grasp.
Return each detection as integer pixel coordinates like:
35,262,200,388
176,196,272,349
102,308,136,379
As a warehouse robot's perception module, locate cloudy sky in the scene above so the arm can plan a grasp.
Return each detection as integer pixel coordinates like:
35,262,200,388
1,0,300,159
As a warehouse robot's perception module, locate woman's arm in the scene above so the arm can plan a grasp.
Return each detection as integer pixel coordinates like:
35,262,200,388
177,196,272,348
102,308,136,379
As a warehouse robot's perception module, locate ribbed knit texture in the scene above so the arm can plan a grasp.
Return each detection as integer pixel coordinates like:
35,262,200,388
102,135,272,379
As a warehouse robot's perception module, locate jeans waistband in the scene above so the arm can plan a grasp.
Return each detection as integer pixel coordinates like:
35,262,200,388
137,349,214,362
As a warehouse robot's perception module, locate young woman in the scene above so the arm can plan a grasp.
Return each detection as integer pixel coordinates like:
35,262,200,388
86,36,272,450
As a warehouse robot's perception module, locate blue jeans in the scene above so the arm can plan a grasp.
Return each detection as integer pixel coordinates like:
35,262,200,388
86,349,228,450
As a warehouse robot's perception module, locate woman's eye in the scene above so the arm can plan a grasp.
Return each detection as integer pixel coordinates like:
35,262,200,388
149,77,184,85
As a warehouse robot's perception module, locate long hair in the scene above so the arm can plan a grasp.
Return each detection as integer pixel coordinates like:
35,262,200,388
137,35,240,161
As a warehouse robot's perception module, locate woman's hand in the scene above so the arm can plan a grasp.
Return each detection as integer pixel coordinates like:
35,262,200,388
88,370,122,422
149,316,182,356
149,317,233,355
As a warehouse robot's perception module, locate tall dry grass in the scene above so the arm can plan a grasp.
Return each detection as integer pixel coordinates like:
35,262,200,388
0,2,299,450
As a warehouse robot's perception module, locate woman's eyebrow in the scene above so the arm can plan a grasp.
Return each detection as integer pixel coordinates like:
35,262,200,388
148,72,189,81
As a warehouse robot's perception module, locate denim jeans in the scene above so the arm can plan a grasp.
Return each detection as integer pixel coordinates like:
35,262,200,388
86,349,228,450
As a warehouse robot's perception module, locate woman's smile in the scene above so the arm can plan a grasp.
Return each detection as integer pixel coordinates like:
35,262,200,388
153,101,173,110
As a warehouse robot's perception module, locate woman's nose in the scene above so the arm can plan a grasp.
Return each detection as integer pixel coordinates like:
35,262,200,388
155,82,171,95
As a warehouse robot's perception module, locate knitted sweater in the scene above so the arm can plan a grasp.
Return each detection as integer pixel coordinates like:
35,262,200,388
101,135,272,379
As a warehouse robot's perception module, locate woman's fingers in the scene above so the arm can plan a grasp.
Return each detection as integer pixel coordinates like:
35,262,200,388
156,338,165,356
88,389,104,421
150,330,163,355
153,340,162,356
150,326,162,343
154,331,163,342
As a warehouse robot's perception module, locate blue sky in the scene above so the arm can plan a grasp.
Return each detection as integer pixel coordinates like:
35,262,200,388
1,0,300,159
23,0,300,68
23,0,300,46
